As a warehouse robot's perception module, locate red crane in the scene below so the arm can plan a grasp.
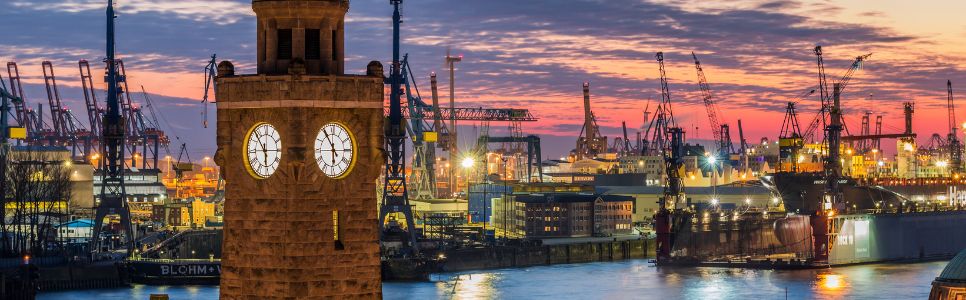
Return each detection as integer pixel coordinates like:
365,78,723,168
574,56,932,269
42,61,72,143
6,62,36,138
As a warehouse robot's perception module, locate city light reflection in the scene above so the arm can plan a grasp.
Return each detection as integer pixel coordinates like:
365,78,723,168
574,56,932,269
818,273,847,292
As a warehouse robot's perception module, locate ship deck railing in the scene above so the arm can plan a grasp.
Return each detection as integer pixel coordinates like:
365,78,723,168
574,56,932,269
126,257,221,263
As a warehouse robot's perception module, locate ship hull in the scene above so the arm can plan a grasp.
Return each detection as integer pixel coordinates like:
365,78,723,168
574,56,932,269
764,172,903,214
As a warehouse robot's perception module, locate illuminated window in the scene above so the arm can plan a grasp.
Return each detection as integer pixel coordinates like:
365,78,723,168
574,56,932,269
333,210,343,250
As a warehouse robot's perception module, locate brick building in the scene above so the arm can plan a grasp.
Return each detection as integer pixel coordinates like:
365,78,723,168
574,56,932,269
493,193,634,239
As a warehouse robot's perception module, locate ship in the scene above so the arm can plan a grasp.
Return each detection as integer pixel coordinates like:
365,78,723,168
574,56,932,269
762,171,905,214
655,172,966,268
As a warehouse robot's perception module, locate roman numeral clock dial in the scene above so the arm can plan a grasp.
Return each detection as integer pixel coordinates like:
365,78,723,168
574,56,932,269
244,123,282,179
315,122,356,179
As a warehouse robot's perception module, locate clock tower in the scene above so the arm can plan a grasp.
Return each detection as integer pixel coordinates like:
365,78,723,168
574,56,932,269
214,0,384,298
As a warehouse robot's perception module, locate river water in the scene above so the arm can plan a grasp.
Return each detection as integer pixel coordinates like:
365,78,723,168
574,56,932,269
39,259,946,299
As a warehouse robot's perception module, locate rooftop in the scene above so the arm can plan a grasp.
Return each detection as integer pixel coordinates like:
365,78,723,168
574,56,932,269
514,193,633,204
937,248,966,283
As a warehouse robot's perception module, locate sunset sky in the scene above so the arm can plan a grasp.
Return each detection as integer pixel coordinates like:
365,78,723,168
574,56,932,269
2,0,965,159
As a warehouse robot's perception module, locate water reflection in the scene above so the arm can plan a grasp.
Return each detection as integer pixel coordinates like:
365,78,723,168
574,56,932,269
818,273,847,291
39,260,949,299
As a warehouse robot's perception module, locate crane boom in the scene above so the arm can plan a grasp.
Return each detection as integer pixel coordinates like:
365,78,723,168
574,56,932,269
692,53,723,141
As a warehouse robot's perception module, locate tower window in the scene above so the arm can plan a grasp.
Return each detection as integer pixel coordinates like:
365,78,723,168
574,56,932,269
333,210,344,250
331,30,338,61
305,29,321,60
277,29,292,60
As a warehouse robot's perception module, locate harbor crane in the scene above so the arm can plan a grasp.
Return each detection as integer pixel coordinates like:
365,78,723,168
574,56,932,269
80,60,104,159
779,102,804,172
6,63,42,141
391,55,537,200
948,80,962,172
91,0,134,256
42,61,71,143
444,48,461,196
691,52,732,160
575,82,607,160
802,46,872,142
202,54,216,128
651,53,685,261
643,52,677,156
381,0,420,255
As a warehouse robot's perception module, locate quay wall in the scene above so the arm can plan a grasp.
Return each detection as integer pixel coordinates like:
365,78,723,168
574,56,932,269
442,239,653,272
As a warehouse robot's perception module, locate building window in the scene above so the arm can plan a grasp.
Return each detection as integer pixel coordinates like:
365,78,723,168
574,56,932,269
277,29,293,60
333,210,343,250
331,30,338,61
305,29,321,59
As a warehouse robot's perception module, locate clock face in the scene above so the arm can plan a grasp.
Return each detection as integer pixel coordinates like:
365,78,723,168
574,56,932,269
315,122,356,178
244,123,282,179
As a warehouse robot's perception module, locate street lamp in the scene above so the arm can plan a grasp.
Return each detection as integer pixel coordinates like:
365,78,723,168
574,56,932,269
461,157,475,169
707,155,718,206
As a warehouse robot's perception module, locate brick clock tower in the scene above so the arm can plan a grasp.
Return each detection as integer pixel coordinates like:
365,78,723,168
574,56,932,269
214,0,384,298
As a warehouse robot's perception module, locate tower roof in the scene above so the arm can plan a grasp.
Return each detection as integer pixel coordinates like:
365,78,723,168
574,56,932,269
937,248,966,283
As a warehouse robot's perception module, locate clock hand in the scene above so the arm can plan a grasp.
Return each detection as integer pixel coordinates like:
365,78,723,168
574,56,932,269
262,142,268,166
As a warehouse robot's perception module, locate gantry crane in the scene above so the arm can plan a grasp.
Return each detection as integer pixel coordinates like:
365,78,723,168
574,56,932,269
692,52,732,160
42,61,77,151
6,63,42,141
42,62,69,139
80,60,104,159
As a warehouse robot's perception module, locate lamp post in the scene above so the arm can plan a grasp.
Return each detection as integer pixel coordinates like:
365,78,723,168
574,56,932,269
501,156,509,240
708,155,718,210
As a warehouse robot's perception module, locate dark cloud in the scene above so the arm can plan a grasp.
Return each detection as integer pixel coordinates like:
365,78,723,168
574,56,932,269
0,0,961,159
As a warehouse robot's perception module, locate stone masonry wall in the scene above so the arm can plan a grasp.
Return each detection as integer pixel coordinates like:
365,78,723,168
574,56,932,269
215,73,383,299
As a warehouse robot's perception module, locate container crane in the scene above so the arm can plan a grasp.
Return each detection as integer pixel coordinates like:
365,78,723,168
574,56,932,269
80,60,104,159
41,61,73,148
6,62,39,141
692,52,732,160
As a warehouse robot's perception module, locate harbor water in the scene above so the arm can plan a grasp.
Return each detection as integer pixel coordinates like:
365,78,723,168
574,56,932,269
39,259,946,299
